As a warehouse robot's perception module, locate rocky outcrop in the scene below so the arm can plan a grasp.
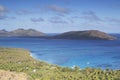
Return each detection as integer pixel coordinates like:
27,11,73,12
0,70,30,80
53,30,117,40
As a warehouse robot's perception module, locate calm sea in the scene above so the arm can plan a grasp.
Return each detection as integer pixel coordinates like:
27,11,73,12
0,34,120,69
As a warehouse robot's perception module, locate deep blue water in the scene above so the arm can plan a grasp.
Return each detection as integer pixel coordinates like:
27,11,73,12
0,34,120,69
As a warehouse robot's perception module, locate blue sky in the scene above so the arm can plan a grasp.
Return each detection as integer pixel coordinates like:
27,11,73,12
0,0,120,33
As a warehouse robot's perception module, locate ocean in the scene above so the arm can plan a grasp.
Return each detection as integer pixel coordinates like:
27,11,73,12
0,34,120,69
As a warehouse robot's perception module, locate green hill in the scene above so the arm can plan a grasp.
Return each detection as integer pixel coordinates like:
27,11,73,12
0,48,120,80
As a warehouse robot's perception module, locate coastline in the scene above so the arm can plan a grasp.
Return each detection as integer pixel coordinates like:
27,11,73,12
0,48,120,80
29,50,119,70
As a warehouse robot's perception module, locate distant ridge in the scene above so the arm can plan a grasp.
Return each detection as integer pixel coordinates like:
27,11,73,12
0,29,117,40
52,30,117,40
0,29,9,36
0,28,46,37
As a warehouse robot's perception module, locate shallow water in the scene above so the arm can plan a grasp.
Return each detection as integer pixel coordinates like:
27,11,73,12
0,34,120,69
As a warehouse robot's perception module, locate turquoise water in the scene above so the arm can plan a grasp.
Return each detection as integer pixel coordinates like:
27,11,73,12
0,34,120,69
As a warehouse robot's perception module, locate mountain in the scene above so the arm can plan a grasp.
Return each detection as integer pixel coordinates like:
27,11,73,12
10,28,46,37
0,28,46,37
53,30,117,40
0,29,117,40
0,29,9,36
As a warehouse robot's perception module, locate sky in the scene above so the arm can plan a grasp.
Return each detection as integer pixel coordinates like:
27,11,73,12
0,0,120,33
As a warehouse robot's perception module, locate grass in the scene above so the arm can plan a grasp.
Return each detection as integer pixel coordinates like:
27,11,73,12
0,48,120,80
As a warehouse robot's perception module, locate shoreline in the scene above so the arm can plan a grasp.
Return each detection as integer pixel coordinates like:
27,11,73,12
0,48,120,80
1,47,120,70
29,51,120,70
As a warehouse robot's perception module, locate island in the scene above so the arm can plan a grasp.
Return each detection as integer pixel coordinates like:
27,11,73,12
53,30,117,40
0,48,120,80
0,29,9,37
0,28,46,37
0,29,117,40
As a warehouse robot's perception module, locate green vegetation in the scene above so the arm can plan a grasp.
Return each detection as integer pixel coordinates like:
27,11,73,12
0,48,120,80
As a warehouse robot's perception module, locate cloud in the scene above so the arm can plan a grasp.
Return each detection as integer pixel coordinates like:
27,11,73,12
6,16,16,20
48,5,71,14
31,17,44,22
16,10,32,15
72,16,81,19
81,11,102,22
56,13,65,17
9,16,16,19
0,5,7,12
50,20,67,24
105,17,120,23
49,16,68,24
0,5,8,20
0,13,7,19
72,11,120,28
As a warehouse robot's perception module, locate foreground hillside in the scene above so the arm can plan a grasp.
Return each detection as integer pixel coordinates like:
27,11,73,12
0,48,120,80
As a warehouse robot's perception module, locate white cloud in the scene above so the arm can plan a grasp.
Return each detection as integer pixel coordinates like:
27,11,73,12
81,11,102,22
31,17,44,22
0,5,8,20
48,5,71,14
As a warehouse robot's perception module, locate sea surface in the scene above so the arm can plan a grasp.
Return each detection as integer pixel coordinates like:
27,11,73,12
0,34,120,69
